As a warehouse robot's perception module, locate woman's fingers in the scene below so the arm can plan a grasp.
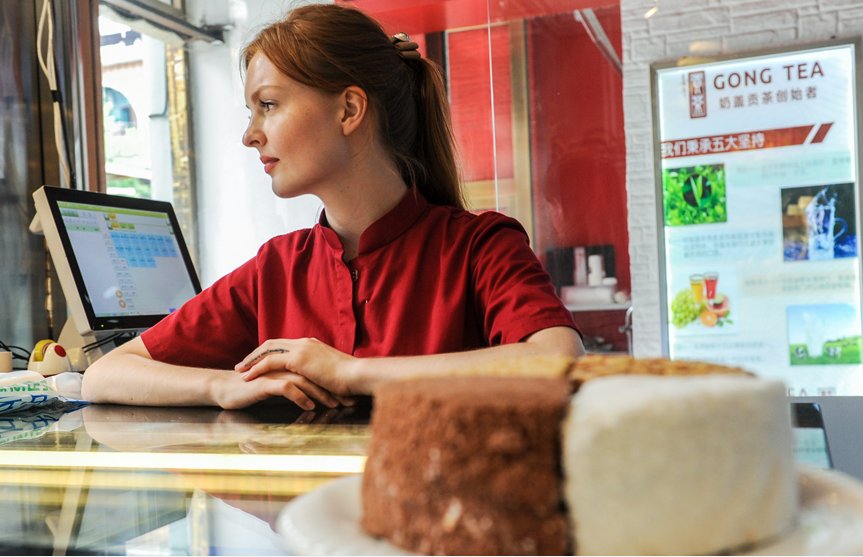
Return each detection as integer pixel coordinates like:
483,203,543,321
283,383,316,411
241,353,288,381
255,371,339,410
235,344,290,372
288,375,340,409
234,338,356,400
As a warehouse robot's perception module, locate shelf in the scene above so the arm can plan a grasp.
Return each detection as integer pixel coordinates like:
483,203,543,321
565,302,631,312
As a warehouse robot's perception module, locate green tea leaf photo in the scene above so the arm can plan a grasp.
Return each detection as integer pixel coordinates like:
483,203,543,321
663,164,728,227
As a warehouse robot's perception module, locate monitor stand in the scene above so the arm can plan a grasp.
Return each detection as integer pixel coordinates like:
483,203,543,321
57,318,109,371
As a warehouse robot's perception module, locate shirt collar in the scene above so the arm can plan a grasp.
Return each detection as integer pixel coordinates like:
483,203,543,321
318,188,429,255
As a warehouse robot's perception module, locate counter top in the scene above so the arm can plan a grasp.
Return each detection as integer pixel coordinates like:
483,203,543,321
0,399,372,555
2,394,861,555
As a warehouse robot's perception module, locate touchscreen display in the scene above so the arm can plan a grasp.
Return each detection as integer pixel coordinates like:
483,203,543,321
792,402,832,469
58,201,198,318
793,427,832,469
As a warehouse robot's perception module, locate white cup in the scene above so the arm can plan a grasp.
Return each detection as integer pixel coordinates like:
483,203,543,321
0,351,12,373
587,254,605,286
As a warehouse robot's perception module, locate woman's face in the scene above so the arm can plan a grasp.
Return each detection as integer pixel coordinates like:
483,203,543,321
243,53,347,198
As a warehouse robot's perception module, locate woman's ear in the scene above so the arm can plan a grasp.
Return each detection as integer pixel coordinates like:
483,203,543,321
340,85,368,136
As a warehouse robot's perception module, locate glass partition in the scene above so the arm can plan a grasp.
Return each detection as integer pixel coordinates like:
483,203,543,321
339,0,630,353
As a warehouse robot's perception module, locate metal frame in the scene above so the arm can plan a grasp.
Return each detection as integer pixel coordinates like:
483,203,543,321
72,0,106,193
448,21,535,244
101,0,222,43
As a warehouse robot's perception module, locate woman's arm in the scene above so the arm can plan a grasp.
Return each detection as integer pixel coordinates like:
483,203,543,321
82,337,343,410
236,326,584,396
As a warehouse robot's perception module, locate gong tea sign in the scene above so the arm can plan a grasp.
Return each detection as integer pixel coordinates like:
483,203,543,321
652,41,863,396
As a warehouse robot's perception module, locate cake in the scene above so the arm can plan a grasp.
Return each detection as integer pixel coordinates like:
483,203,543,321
568,353,751,385
361,376,571,554
360,357,798,555
563,374,796,555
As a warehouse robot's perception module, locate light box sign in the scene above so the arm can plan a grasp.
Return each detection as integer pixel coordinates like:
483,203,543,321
652,41,863,396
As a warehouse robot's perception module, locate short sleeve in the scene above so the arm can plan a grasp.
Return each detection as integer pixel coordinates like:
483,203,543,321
469,213,577,345
140,255,260,369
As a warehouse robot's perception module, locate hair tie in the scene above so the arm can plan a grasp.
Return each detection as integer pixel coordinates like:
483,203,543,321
391,32,421,60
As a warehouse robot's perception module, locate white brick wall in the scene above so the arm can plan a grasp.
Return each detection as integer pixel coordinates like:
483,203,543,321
621,0,863,356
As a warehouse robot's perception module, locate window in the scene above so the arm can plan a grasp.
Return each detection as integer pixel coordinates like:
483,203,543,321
97,3,198,262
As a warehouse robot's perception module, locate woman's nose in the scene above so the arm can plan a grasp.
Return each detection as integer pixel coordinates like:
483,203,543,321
242,123,263,148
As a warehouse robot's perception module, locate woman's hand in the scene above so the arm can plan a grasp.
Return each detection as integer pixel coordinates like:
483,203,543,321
212,367,343,411
235,338,360,398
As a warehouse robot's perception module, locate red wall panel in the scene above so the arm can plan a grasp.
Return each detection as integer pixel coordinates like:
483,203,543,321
527,6,630,295
337,0,607,36
448,27,513,182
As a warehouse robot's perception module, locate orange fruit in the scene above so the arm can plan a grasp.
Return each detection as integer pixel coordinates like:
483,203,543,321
699,308,718,327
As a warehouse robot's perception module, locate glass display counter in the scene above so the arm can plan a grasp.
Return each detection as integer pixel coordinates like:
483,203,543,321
0,400,371,555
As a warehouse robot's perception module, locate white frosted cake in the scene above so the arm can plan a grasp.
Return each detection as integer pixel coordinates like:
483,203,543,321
562,374,797,555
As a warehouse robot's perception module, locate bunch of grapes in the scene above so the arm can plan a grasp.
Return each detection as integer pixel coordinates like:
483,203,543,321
670,289,699,328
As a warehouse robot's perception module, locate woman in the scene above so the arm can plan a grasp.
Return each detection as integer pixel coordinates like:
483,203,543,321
82,4,583,410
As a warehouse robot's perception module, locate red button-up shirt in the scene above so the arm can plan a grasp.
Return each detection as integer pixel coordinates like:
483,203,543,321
141,190,576,369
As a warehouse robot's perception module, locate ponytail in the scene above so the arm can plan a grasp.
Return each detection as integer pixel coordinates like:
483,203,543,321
399,58,464,209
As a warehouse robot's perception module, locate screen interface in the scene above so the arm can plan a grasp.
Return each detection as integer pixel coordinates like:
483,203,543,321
793,427,832,469
57,201,198,318
792,403,832,469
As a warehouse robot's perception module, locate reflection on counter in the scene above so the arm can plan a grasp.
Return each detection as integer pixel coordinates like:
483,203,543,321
124,489,289,556
0,400,371,554
0,404,85,446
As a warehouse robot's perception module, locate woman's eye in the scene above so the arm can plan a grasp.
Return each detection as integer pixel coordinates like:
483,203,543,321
259,101,275,111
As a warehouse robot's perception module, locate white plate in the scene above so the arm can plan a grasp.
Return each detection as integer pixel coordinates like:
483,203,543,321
277,467,863,555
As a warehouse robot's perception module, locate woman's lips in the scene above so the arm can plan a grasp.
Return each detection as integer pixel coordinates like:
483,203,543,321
260,157,279,174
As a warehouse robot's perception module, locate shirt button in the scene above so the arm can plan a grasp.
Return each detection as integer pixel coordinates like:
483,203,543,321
351,269,359,282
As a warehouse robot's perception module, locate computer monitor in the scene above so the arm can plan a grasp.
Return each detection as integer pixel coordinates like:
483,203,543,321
32,186,201,360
